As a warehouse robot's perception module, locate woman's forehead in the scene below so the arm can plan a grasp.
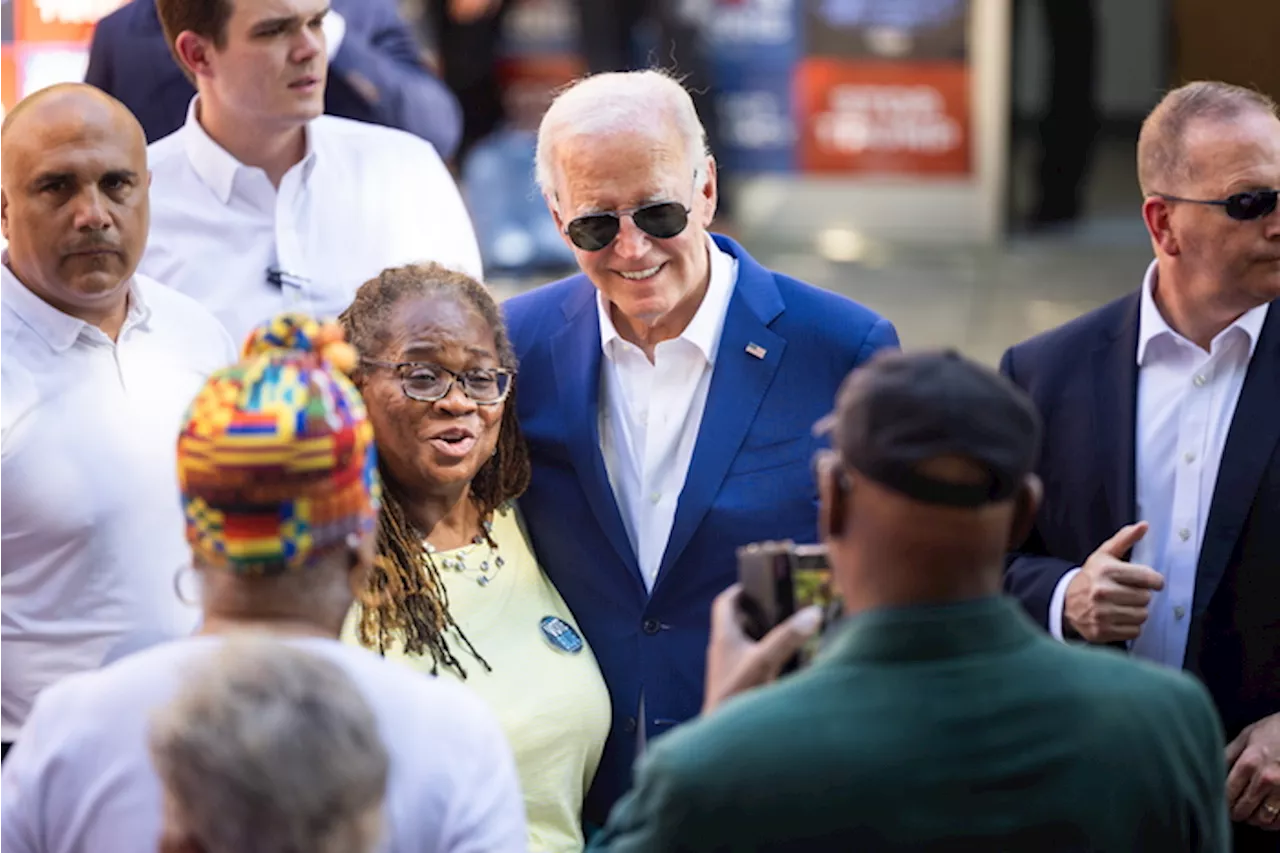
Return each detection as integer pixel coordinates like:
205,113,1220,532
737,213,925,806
386,293,497,356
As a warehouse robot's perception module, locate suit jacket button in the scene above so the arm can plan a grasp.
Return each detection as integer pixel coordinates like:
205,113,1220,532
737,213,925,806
624,716,638,733
642,618,661,635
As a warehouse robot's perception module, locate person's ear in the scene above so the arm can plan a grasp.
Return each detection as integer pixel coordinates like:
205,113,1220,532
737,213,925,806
345,531,376,597
1008,473,1043,549
174,31,216,81
1141,195,1180,257
1,188,9,242
816,452,850,541
698,157,719,227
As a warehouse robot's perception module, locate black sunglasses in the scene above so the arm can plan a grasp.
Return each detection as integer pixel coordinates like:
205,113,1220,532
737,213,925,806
1155,189,1279,221
565,200,691,251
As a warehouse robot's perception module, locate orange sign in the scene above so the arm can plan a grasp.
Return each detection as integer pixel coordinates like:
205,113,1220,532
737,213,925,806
14,0,121,43
2,48,17,120
795,59,971,175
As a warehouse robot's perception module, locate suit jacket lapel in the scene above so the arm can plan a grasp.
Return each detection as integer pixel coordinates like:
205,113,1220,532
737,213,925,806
1092,294,1142,537
654,242,786,590
551,284,646,594
1193,301,1280,615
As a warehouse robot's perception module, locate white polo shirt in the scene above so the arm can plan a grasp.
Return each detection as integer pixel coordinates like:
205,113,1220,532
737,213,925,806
141,100,484,345
1,262,236,741
0,637,527,853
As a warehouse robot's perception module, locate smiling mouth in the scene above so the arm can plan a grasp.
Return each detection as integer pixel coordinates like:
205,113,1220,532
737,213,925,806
617,263,664,281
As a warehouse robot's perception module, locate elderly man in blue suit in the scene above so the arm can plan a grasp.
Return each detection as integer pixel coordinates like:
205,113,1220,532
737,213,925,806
503,69,899,824
85,0,462,157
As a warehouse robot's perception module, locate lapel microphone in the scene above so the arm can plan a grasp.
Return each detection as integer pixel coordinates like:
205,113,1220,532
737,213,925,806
266,268,312,290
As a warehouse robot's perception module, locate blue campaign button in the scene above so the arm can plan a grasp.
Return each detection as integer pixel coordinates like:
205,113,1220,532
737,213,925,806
540,616,584,654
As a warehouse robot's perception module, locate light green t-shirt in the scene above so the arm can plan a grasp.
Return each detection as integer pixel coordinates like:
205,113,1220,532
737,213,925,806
349,506,612,853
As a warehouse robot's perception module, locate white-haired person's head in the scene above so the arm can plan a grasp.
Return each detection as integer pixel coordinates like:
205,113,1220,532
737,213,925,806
148,638,389,853
535,70,720,351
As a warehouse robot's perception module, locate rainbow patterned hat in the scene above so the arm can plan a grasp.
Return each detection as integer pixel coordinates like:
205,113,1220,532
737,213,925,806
178,314,380,575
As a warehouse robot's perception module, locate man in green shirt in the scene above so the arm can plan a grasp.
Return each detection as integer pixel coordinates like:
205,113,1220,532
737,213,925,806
592,350,1230,852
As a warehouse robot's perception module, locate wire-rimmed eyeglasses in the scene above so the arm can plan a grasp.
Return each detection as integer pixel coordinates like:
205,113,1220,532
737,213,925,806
360,359,513,405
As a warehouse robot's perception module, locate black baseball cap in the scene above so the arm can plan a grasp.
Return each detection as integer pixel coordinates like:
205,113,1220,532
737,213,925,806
815,350,1042,507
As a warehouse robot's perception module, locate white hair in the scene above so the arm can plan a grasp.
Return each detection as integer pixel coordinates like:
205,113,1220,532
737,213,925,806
535,69,711,197
149,639,389,853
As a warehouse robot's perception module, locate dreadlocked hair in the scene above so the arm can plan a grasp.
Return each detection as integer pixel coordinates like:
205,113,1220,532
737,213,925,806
339,263,532,678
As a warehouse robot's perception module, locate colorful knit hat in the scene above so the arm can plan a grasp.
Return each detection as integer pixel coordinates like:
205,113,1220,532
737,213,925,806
178,314,380,575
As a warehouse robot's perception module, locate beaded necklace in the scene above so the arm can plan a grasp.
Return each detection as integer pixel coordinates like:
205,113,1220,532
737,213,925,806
423,519,506,587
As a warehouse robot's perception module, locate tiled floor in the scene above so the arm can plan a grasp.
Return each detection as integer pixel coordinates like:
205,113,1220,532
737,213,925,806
491,136,1155,366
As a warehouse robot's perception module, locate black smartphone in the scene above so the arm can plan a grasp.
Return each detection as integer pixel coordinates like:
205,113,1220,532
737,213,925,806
736,540,840,668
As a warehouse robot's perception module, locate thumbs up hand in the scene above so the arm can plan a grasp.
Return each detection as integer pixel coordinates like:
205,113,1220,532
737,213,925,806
1064,522,1165,644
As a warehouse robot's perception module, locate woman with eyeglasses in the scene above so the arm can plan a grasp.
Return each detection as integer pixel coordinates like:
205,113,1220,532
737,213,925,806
340,263,611,853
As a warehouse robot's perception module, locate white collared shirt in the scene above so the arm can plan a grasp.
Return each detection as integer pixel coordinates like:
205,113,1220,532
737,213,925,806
598,238,739,591
1050,260,1268,668
1,261,236,741
141,100,483,345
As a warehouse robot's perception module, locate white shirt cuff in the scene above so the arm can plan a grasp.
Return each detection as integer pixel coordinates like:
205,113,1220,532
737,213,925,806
1048,568,1082,642
323,10,347,62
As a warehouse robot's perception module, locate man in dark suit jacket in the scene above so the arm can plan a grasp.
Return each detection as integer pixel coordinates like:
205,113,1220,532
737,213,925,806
1001,81,1280,851
84,0,463,157
590,350,1230,852
504,70,897,823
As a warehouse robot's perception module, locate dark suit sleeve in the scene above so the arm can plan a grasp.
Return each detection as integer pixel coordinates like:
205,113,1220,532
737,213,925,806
329,0,463,158
999,345,1078,631
84,19,115,95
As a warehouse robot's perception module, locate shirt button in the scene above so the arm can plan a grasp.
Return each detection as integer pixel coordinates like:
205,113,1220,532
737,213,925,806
649,492,661,504
1193,374,1207,387
1178,528,1191,542
642,618,661,635
1184,451,1196,464
1173,605,1187,620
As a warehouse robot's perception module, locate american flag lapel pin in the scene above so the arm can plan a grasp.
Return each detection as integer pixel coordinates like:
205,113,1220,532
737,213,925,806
745,342,767,359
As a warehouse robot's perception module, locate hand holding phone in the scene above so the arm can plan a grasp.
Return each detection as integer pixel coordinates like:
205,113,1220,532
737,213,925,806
703,584,824,715
736,540,841,669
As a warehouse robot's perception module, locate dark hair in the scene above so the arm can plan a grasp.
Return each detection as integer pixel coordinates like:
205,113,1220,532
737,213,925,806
155,0,233,84
339,263,531,677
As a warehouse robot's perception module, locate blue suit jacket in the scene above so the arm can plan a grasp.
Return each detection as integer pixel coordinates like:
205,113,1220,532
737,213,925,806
504,235,899,821
84,0,462,157
1000,293,1280,853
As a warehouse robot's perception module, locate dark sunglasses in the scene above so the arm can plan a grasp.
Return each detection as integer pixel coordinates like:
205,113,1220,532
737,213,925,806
1155,189,1279,221
565,200,691,251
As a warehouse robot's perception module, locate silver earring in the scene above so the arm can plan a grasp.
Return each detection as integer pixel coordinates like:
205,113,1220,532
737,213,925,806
173,564,198,607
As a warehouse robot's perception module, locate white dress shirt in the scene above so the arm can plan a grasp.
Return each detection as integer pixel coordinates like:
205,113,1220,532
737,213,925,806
1,261,236,741
0,637,527,853
598,238,739,592
1049,261,1268,668
142,100,483,345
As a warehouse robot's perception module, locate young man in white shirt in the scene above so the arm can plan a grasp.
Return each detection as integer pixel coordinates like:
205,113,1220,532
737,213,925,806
0,84,237,758
142,0,484,344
